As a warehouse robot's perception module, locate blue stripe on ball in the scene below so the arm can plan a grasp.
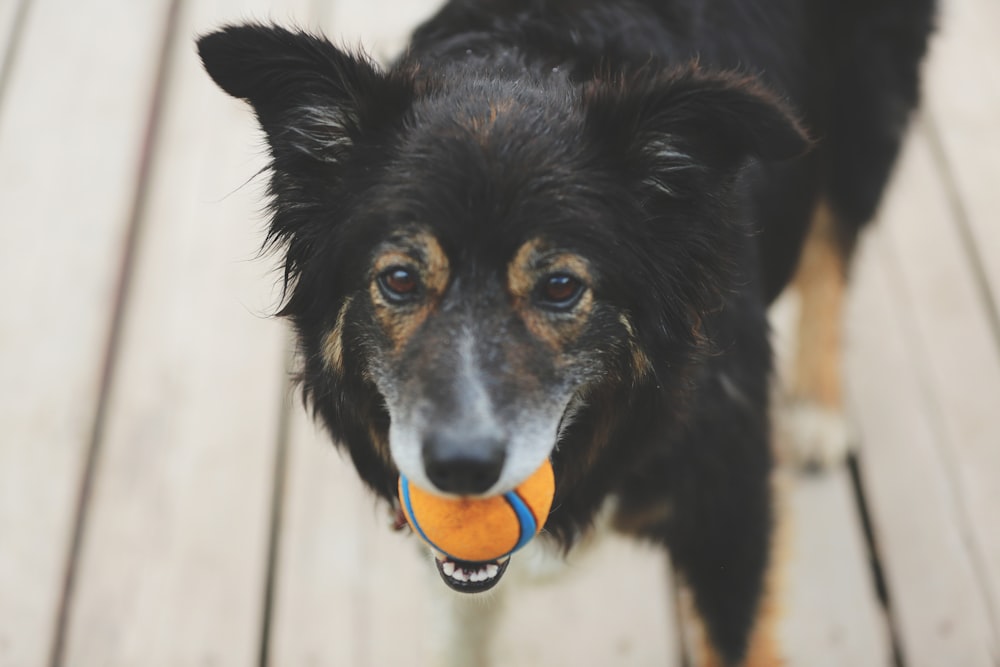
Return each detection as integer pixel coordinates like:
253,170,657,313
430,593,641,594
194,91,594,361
400,474,449,557
504,489,537,554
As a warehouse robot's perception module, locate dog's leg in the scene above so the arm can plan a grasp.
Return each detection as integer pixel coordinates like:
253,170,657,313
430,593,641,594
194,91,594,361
427,576,504,667
674,509,785,667
687,576,783,667
778,200,851,469
664,412,782,666
682,501,787,667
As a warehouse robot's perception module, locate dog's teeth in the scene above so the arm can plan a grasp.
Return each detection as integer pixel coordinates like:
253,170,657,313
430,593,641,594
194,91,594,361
441,560,503,585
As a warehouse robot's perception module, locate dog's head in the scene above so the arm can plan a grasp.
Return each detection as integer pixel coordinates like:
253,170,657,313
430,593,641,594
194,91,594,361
198,23,806,526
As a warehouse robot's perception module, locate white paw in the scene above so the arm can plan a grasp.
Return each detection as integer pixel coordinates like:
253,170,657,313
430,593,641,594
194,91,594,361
776,400,853,470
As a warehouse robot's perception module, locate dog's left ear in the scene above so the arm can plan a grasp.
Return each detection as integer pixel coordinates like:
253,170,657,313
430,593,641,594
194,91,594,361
584,67,811,194
197,24,410,167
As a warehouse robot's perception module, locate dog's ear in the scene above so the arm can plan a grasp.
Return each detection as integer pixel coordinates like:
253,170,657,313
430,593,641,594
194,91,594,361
584,67,811,195
197,24,410,166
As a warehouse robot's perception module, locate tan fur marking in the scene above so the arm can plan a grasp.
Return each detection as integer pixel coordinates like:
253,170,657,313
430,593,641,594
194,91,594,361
612,499,674,534
368,423,392,466
791,201,846,409
508,239,595,351
369,284,430,354
370,230,451,354
321,296,354,373
507,238,547,297
554,383,619,491
619,312,653,379
465,98,515,138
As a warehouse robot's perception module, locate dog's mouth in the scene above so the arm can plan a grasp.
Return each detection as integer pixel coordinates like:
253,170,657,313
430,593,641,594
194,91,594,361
392,502,513,593
434,553,510,593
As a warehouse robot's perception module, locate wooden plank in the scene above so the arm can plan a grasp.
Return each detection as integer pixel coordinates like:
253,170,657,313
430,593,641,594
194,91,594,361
769,288,892,667
55,1,314,665
0,1,174,665
779,470,894,667
879,124,1000,638
0,0,23,40
923,0,1000,318
493,534,680,666
0,0,26,82
269,410,405,666
844,229,997,665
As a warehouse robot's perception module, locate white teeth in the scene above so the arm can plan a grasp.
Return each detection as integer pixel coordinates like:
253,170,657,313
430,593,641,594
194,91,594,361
441,558,503,584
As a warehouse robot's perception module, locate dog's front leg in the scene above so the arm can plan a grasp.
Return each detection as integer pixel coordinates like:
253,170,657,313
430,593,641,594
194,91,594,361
669,398,783,667
779,199,851,469
426,573,505,667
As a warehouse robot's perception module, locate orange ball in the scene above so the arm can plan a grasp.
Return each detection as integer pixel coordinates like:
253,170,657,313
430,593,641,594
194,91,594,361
398,459,555,563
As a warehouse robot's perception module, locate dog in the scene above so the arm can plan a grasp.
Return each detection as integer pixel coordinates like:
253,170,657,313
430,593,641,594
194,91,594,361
198,0,935,664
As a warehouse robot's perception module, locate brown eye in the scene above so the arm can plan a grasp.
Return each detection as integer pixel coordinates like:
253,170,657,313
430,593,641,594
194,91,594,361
378,266,421,302
536,273,584,310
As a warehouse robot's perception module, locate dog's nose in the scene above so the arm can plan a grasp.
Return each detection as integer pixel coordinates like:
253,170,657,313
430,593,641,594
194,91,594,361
422,430,506,495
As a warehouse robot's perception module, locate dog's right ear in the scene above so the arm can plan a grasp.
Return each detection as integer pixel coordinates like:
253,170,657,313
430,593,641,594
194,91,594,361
583,66,811,198
197,24,410,166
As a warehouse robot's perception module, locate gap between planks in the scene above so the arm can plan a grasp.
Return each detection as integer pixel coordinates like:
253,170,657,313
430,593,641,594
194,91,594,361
0,0,30,106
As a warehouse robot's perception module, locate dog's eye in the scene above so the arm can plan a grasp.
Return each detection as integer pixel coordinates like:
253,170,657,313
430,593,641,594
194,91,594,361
378,266,421,302
535,273,585,310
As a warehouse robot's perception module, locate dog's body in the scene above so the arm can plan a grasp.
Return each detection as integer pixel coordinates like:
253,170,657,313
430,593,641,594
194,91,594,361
198,1,935,664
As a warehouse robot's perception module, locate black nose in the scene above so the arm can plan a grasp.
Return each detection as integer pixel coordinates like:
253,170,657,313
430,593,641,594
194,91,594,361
422,430,506,495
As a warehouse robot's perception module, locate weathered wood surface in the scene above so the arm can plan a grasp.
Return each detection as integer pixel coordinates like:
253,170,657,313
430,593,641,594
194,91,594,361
0,0,25,84
778,470,895,667
844,131,999,665
881,122,1000,645
0,1,175,665
55,0,309,665
923,0,1000,320
769,293,894,667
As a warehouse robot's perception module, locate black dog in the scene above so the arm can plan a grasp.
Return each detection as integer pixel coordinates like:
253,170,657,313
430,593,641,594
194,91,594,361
198,0,934,664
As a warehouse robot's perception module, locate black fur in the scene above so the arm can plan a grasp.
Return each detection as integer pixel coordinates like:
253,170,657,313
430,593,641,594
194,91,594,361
198,0,934,663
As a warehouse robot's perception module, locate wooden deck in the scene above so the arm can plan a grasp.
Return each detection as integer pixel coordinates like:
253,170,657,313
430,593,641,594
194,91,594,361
1,0,998,665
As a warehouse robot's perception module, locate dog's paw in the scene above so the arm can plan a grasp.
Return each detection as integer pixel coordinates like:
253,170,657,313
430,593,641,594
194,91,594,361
776,400,853,470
